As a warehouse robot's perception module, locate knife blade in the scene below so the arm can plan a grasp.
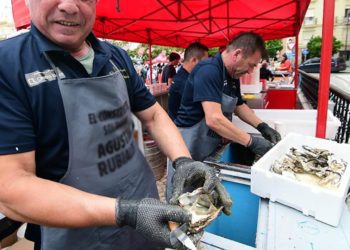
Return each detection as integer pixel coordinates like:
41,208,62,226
169,222,197,250
171,227,197,250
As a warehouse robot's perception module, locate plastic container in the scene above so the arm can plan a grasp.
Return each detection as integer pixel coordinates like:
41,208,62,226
251,133,350,226
232,109,341,139
240,83,262,94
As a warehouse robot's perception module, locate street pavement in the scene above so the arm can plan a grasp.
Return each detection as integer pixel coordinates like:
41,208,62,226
309,68,350,96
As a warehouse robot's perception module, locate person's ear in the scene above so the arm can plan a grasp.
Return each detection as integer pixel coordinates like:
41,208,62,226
232,49,242,62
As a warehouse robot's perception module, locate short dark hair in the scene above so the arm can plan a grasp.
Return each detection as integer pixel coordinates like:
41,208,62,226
227,32,267,58
184,42,209,62
282,53,288,60
169,52,181,62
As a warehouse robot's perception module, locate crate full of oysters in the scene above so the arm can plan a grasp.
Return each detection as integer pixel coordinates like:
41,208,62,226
251,133,350,227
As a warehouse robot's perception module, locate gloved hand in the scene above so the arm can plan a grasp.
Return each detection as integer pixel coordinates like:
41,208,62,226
256,122,281,144
116,198,195,248
247,134,273,156
170,157,232,215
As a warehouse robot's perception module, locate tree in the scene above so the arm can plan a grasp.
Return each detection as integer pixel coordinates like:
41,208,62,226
306,36,343,58
265,40,283,59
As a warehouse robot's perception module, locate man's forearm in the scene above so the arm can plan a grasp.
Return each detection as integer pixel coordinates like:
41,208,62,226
206,115,251,146
0,174,116,228
234,104,262,128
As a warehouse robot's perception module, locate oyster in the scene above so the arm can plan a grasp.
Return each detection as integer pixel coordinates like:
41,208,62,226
178,187,223,233
270,146,348,189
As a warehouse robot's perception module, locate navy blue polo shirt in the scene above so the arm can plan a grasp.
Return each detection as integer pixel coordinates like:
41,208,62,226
0,23,155,182
175,53,244,127
161,64,176,83
168,66,189,120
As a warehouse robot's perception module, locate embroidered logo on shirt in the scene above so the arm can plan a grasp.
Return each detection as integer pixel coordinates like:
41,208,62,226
110,64,130,79
25,68,65,87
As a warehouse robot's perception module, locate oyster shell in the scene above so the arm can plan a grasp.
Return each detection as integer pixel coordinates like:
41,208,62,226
270,146,348,189
178,187,223,233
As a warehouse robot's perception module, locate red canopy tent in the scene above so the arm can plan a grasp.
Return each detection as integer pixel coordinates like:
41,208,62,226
12,0,310,48
12,0,335,140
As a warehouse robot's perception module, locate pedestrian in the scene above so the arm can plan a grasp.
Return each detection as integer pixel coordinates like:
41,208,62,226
0,0,231,249
168,42,209,121
260,60,274,82
277,53,292,73
161,52,181,85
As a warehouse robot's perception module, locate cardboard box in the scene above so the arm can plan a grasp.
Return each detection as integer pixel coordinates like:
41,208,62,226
251,133,350,226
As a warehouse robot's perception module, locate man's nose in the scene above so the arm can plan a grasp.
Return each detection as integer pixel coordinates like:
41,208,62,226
58,0,79,15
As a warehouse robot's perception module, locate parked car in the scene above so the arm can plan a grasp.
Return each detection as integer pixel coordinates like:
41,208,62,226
298,57,346,73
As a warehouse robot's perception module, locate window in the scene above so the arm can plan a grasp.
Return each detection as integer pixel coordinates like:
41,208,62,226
345,8,350,23
304,9,315,25
310,58,320,64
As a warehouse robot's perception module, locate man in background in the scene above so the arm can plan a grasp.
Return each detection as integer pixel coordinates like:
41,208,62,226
168,42,209,121
174,32,281,162
260,60,274,82
161,52,181,85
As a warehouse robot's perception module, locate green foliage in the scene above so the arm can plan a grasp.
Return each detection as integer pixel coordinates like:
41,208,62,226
265,40,283,59
306,36,343,58
208,47,219,57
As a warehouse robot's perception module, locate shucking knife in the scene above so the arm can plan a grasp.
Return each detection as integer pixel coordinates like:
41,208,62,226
169,222,197,250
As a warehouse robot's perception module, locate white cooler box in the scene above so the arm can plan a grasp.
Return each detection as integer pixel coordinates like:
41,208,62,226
232,109,341,139
251,133,350,227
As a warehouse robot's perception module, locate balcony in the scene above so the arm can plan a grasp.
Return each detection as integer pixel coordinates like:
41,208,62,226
303,17,317,26
335,16,350,25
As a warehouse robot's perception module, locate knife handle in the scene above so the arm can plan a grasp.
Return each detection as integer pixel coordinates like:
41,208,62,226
168,221,179,231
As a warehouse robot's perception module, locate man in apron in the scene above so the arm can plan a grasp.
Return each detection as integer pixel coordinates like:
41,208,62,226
168,42,209,121
167,32,281,200
0,0,232,249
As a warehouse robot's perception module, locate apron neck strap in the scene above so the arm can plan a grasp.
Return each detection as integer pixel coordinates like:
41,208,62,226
44,51,120,80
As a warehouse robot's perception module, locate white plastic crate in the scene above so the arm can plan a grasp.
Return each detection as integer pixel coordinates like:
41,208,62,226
232,109,341,139
240,83,262,94
251,133,350,226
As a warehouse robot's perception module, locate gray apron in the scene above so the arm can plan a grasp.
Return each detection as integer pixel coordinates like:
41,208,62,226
41,54,159,250
166,65,237,200
179,92,237,161
179,62,238,162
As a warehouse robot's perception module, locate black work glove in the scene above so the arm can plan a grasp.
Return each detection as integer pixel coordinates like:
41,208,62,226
256,122,281,144
116,198,194,248
170,157,232,215
247,135,273,156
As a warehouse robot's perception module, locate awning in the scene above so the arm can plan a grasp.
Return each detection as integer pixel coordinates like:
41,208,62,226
12,0,310,48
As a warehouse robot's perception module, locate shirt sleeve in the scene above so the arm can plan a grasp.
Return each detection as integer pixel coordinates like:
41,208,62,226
192,65,222,104
0,78,35,154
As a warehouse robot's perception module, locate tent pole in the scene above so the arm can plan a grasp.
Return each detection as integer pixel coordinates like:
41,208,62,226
294,0,300,90
148,43,153,84
147,29,153,84
316,0,335,138
294,35,299,89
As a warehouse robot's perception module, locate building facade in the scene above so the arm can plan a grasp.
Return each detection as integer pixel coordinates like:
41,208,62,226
297,0,350,62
